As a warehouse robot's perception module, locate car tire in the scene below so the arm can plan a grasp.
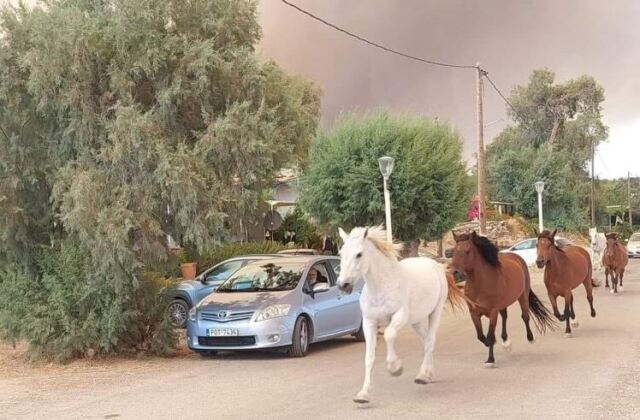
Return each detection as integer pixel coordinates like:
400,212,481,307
354,322,366,342
167,299,189,329
288,316,310,357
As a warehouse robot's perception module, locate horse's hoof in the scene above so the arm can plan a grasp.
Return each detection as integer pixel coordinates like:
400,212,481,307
528,338,536,344
353,391,370,404
501,339,512,352
414,371,433,385
564,332,572,338
484,362,496,368
610,289,615,294
570,320,580,328
591,310,596,318
605,284,609,288
387,360,403,377
619,286,624,292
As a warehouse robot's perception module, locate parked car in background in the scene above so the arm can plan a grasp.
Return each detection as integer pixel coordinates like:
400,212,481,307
186,255,364,357
501,236,572,266
167,254,285,328
277,249,319,255
627,233,640,258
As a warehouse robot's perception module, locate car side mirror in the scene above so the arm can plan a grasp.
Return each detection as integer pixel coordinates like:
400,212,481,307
313,283,330,293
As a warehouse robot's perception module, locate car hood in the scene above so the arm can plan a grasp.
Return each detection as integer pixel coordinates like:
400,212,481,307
176,280,203,291
197,289,297,312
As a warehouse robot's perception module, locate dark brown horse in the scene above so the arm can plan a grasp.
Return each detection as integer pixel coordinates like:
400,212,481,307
602,233,629,293
535,229,596,336
451,231,555,367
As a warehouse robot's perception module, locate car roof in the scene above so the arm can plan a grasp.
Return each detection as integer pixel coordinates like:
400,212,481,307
242,255,339,266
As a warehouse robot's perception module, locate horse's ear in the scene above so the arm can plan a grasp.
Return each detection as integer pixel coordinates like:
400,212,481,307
551,228,557,239
471,230,478,239
363,227,369,239
452,231,459,242
338,227,348,242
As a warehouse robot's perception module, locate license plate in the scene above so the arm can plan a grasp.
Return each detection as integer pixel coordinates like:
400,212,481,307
207,328,239,337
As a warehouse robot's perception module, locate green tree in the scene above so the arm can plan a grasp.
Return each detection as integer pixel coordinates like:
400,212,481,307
300,112,466,254
487,69,607,230
0,0,320,359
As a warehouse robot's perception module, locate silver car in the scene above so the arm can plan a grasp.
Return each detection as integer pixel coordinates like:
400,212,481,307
186,256,364,357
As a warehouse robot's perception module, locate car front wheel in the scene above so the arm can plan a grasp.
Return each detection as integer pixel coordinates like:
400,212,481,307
167,299,189,329
288,316,310,357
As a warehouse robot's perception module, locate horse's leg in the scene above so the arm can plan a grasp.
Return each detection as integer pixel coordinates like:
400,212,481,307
611,270,618,294
570,300,579,328
499,309,511,351
548,291,565,321
354,318,378,404
484,309,499,367
413,305,444,384
384,308,409,377
583,275,596,318
563,291,573,337
470,308,486,345
518,292,535,342
619,268,625,292
605,267,610,288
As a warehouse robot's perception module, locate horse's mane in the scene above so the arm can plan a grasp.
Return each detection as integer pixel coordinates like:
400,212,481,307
356,226,403,260
456,232,500,267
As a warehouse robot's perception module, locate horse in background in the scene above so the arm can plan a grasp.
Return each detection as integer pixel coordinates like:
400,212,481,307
336,226,468,404
602,233,629,293
536,229,596,337
589,228,606,272
451,231,555,367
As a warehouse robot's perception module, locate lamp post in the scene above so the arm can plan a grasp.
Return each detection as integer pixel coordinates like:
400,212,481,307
378,156,395,243
534,181,545,233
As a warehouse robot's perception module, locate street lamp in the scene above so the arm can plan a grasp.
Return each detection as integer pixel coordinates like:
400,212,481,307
378,156,395,243
534,181,545,233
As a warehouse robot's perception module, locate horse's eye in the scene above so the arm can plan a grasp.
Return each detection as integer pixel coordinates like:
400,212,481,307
356,252,362,259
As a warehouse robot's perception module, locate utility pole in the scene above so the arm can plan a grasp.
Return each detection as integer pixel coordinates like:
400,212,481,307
591,138,596,227
629,171,633,230
476,63,487,235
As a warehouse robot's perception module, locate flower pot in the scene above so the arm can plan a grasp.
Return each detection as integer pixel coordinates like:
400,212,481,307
180,262,197,280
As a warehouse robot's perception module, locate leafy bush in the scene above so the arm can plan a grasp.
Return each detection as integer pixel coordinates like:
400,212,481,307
0,242,176,361
276,207,322,249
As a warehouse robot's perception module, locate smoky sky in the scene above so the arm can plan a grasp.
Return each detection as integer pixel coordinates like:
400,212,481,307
258,0,640,166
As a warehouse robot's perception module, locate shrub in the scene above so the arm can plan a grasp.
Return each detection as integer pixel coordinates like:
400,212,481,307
0,242,176,361
196,241,288,273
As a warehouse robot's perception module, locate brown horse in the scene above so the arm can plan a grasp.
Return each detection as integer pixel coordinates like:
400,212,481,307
451,231,555,367
535,229,596,336
602,233,629,293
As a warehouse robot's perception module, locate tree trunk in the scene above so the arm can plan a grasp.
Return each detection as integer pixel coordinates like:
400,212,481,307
437,239,443,257
400,240,420,258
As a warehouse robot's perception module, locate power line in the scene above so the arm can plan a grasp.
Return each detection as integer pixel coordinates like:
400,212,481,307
483,73,518,117
279,0,476,70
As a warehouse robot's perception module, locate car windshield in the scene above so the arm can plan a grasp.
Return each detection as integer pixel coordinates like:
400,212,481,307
216,262,306,292
629,233,640,242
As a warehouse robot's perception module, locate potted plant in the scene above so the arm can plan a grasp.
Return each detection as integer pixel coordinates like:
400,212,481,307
178,243,198,280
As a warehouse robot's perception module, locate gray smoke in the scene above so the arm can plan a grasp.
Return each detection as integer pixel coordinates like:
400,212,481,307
258,0,640,162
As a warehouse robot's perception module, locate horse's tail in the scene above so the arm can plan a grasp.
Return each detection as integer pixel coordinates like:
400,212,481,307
445,269,474,312
528,290,557,334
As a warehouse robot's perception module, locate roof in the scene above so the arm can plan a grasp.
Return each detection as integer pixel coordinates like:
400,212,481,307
245,255,339,265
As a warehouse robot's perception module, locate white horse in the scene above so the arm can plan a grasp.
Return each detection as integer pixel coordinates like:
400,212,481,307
336,226,466,404
589,227,606,272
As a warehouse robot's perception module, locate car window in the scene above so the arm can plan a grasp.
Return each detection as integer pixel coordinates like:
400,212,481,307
629,233,640,242
328,260,340,278
205,260,245,284
217,262,306,292
512,240,535,251
307,263,331,288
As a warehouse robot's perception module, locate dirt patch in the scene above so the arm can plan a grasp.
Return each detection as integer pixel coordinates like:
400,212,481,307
0,335,194,379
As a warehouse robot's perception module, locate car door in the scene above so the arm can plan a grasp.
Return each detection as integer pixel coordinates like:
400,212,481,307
510,239,537,266
302,261,341,339
327,259,362,333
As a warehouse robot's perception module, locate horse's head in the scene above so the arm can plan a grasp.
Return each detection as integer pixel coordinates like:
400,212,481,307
605,233,619,260
336,227,370,294
451,230,479,281
535,228,557,268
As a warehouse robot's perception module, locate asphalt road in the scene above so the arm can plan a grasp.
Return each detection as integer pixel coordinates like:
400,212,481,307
2,260,639,420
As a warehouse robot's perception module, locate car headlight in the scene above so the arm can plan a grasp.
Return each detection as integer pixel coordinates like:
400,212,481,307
255,304,291,322
188,306,197,322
